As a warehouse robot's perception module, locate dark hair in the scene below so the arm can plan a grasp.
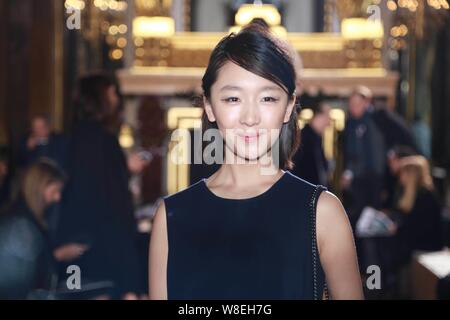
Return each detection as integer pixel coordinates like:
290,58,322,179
249,18,270,30
201,25,299,169
73,73,123,133
310,101,330,117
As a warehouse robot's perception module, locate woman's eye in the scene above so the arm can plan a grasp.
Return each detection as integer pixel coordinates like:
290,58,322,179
261,97,279,103
222,97,240,103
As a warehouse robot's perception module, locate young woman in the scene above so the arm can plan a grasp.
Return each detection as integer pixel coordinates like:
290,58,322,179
0,159,66,299
149,25,363,300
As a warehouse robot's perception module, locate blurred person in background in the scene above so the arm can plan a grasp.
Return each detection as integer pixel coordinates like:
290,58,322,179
17,114,68,170
0,159,82,299
55,73,149,299
358,146,418,298
14,114,69,246
341,86,386,228
393,156,443,265
382,145,418,210
376,155,444,298
291,102,331,186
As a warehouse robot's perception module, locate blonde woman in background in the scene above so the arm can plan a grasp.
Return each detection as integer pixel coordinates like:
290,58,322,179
395,156,443,264
0,159,85,299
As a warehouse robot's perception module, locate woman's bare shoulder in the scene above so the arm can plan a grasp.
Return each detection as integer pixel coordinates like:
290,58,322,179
153,198,167,226
316,191,354,252
317,191,345,216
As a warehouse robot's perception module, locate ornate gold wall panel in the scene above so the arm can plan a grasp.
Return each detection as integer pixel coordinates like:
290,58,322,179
133,32,379,69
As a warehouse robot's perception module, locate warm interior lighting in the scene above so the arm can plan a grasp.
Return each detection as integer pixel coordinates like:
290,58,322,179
93,0,128,11
118,24,128,34
111,48,124,60
387,0,398,10
341,18,384,40
428,0,450,9
166,108,203,194
391,24,408,37
133,16,175,38
65,0,85,10
235,4,281,26
119,124,134,148
117,37,127,48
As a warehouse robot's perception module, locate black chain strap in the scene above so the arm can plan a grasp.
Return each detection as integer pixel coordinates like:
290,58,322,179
310,184,329,300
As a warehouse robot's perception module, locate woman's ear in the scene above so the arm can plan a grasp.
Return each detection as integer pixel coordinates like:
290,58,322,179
283,94,296,123
203,96,216,122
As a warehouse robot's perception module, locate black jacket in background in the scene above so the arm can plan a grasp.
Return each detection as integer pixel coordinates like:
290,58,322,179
291,124,328,186
372,108,417,152
397,188,443,254
55,120,143,298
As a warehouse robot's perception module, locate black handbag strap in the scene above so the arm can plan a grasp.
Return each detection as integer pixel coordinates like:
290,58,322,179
310,184,329,300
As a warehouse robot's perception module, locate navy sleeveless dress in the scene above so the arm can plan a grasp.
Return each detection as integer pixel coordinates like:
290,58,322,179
163,171,327,300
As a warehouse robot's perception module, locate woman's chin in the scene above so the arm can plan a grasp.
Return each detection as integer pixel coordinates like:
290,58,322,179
233,150,269,163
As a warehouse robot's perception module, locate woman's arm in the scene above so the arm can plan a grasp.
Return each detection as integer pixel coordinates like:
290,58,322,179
316,191,364,299
148,199,168,300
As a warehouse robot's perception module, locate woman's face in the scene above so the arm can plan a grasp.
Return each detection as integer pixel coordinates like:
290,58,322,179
204,61,295,163
348,94,368,119
43,181,63,206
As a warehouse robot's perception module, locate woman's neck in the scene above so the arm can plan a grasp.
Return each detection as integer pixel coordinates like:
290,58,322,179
210,149,283,188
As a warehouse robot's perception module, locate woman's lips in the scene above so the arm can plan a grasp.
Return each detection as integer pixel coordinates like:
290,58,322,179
238,133,261,143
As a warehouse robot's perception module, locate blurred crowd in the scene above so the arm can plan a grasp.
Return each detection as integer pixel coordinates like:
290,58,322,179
0,73,150,300
291,85,448,299
0,76,448,299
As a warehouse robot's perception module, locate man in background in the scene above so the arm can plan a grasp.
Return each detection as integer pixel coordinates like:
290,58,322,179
17,114,68,170
341,86,386,227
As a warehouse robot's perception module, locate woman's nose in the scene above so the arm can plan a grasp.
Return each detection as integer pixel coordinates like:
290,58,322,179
240,103,260,126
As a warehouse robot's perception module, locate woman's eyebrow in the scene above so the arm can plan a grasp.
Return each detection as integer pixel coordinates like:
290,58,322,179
260,86,282,92
219,85,282,92
219,85,242,92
